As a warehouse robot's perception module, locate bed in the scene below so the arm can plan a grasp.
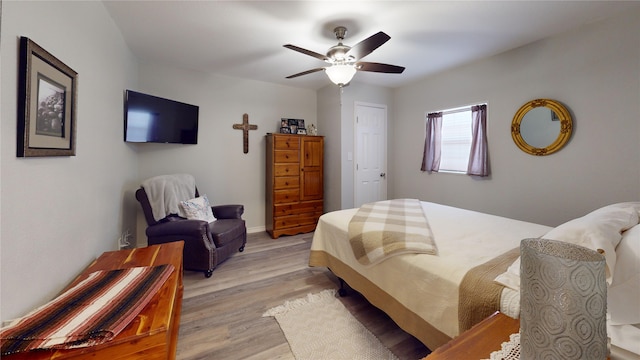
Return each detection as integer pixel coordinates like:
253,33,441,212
309,200,640,355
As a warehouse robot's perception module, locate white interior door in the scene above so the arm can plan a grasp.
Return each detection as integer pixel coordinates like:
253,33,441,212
354,103,387,208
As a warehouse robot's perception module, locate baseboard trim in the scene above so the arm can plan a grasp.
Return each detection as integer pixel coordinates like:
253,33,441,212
247,225,266,234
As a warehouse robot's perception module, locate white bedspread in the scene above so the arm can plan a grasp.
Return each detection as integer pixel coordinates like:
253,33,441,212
311,201,552,338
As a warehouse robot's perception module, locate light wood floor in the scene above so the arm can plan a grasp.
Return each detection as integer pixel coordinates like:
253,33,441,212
177,231,431,360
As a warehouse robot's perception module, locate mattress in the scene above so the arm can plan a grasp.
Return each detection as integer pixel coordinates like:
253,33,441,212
309,201,552,341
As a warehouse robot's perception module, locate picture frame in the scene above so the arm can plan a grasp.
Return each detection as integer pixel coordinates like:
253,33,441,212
17,37,78,157
280,118,306,135
288,119,298,134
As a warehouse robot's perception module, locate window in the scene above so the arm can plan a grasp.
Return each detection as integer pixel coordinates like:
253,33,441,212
421,103,489,176
439,107,473,173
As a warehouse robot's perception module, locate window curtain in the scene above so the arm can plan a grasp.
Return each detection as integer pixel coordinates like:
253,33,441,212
467,104,489,176
421,112,443,172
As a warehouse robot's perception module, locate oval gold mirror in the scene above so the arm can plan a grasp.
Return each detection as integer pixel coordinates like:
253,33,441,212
511,99,572,156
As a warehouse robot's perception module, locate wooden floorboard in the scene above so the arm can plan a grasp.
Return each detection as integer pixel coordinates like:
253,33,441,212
177,231,430,360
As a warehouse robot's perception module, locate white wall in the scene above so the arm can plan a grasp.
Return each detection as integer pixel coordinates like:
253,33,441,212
317,85,341,212
391,10,640,226
320,83,393,212
1,1,139,320
131,62,317,236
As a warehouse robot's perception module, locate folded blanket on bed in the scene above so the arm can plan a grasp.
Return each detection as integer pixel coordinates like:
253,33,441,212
0,265,174,355
458,247,520,332
348,198,436,265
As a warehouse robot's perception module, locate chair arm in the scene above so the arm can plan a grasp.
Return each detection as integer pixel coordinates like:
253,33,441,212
146,219,209,238
212,204,244,219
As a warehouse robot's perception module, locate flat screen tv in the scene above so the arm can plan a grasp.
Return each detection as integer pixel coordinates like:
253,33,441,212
124,90,199,144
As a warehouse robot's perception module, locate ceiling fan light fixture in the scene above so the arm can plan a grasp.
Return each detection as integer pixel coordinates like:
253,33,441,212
325,64,356,86
284,26,403,85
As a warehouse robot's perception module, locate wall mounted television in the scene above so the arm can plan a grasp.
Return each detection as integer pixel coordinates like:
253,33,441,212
124,90,199,144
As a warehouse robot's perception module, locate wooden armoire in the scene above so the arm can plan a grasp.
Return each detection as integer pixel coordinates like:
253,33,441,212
266,133,324,239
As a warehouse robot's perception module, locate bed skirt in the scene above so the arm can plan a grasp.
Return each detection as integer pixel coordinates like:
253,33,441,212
309,250,451,351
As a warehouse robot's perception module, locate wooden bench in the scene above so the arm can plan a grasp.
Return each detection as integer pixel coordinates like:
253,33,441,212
4,241,184,360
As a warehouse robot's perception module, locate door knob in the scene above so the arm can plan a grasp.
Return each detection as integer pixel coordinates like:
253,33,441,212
380,172,386,178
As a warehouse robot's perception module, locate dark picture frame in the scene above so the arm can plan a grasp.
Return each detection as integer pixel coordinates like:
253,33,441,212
296,119,307,134
17,37,78,157
288,119,298,134
280,118,306,135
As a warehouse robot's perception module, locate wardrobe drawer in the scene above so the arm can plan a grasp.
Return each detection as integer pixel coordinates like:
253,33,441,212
274,136,300,150
274,150,299,163
274,189,299,204
273,213,322,229
273,200,323,216
274,164,299,177
274,176,299,190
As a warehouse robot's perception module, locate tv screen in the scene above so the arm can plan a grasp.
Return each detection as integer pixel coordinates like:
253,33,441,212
124,90,199,144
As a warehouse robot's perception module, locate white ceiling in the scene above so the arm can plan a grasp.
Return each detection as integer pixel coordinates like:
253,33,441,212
102,1,640,90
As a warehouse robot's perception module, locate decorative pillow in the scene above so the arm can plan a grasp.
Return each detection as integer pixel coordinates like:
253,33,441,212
179,195,216,223
608,224,640,325
495,202,640,290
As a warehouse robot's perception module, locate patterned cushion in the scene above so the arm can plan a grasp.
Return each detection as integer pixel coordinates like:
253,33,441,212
179,195,216,222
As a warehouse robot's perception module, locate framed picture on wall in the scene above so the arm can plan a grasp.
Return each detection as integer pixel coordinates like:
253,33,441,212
17,37,78,157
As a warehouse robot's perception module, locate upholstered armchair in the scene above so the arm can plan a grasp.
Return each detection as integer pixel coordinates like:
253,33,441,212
135,175,247,278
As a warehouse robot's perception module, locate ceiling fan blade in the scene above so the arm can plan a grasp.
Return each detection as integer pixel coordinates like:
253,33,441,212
286,68,325,79
356,62,405,74
346,31,390,60
283,44,329,61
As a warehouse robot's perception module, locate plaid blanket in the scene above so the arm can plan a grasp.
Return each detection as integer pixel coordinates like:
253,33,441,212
0,264,174,356
349,199,436,265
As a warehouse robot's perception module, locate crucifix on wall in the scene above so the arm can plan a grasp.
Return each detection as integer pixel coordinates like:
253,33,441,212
232,113,258,154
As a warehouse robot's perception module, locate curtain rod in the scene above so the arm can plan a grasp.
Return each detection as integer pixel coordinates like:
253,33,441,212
427,102,487,117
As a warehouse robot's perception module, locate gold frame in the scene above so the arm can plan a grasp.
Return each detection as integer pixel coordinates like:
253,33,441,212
511,99,572,156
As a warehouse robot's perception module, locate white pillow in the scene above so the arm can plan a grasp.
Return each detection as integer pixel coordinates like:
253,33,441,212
608,224,640,325
495,202,640,290
544,202,640,283
179,194,216,223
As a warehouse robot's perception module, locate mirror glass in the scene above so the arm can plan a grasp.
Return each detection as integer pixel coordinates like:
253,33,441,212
511,99,572,156
520,107,561,148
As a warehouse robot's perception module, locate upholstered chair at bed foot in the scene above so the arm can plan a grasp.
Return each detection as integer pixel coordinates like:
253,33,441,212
135,175,247,278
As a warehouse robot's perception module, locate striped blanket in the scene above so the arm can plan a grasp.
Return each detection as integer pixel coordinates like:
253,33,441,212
0,264,174,356
349,199,436,265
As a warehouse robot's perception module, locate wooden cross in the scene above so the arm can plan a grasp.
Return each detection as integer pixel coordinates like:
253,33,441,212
232,113,258,154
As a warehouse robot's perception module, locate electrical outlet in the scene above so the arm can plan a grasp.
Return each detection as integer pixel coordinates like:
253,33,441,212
118,229,131,249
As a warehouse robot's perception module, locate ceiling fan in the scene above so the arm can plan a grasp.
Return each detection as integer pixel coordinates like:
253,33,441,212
284,26,405,87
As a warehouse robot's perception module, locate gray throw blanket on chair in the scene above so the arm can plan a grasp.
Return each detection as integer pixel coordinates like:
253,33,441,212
141,173,196,221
